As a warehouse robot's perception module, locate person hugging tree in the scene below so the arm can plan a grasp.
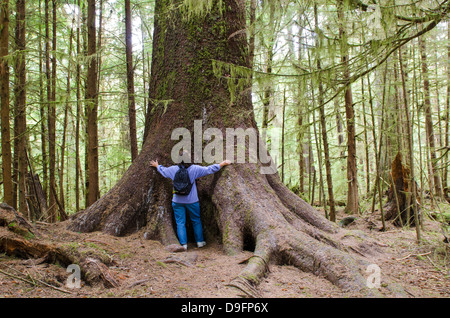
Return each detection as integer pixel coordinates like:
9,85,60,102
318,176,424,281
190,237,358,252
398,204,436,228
150,152,231,250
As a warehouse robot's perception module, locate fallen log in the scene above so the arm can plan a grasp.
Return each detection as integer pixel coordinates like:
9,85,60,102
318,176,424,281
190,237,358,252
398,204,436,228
0,203,119,288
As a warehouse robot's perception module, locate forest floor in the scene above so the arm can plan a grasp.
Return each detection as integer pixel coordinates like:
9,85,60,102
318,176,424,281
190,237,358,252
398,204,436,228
0,205,448,299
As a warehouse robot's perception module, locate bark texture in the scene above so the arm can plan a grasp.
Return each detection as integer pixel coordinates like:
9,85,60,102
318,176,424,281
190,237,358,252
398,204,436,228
1,0,13,207
384,152,420,227
338,0,359,214
125,0,138,161
86,0,99,207
14,0,27,216
68,0,387,296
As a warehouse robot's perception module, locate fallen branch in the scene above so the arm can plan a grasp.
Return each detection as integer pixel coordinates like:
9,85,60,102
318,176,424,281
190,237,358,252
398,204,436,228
84,239,112,247
127,278,152,288
0,268,73,295
396,251,431,261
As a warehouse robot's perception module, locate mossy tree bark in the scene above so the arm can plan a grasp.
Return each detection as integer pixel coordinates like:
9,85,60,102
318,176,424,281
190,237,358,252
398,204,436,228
68,0,386,296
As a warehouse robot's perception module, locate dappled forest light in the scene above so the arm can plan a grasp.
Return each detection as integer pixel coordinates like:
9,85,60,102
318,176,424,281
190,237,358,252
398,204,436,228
1,0,449,225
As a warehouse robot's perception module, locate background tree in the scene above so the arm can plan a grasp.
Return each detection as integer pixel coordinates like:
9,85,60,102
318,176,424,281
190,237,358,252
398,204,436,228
14,0,27,216
0,0,12,207
125,0,138,161
86,0,99,207
337,0,358,214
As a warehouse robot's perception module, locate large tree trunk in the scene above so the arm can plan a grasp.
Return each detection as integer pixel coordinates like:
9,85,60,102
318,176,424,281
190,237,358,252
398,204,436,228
68,0,386,296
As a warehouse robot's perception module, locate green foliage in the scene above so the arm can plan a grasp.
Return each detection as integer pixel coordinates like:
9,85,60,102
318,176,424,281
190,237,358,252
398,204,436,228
2,0,450,234
181,0,223,19
212,60,253,103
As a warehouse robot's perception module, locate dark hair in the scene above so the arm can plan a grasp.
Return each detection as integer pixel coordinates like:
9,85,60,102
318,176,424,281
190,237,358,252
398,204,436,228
179,149,192,168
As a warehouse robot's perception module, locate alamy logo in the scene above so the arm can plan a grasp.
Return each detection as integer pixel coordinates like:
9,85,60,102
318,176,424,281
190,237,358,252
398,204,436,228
366,264,381,288
66,264,81,289
170,120,281,174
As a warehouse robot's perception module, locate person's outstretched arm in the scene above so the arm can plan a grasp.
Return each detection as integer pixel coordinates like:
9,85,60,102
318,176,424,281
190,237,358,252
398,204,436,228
150,160,177,179
220,160,231,168
150,160,159,168
192,160,231,179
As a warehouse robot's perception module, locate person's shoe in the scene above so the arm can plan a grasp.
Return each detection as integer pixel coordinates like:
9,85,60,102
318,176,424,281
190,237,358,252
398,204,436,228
182,244,187,250
197,241,206,248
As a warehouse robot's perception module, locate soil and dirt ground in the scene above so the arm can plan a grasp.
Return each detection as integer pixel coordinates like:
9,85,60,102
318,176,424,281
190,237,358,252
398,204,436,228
0,205,448,299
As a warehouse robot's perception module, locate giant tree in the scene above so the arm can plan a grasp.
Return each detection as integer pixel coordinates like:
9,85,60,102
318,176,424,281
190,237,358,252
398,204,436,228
68,0,385,296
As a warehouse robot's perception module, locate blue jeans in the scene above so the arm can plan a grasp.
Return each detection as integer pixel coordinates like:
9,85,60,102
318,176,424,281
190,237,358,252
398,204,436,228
172,202,204,245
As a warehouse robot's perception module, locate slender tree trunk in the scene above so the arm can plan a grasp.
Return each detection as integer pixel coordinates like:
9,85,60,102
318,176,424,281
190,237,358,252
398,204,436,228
361,77,370,196
280,89,286,182
444,23,450,198
248,0,256,71
60,21,75,212
399,48,421,239
44,0,52,219
314,4,336,222
68,0,384,297
86,0,99,207
75,0,81,212
13,113,18,210
0,0,13,206
310,80,324,209
434,43,442,156
335,98,344,156
412,43,425,206
261,1,275,133
125,0,138,161
96,0,103,94
38,0,48,202
297,11,305,195
367,72,378,214
14,0,27,216
337,0,358,214
46,0,58,222
393,59,403,155
368,64,387,230
419,35,443,199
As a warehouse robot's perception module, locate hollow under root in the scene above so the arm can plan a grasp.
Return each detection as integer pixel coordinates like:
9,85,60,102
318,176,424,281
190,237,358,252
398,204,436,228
227,227,385,297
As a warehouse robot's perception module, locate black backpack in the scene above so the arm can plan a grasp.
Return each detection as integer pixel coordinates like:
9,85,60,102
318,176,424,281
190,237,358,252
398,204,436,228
173,164,193,195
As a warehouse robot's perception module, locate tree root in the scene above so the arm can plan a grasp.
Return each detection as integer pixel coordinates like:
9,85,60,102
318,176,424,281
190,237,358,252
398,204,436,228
227,252,270,298
226,275,262,298
211,167,394,297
